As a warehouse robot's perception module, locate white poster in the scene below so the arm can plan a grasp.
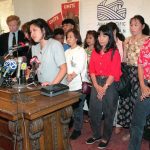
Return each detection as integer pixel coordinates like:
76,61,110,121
79,0,150,39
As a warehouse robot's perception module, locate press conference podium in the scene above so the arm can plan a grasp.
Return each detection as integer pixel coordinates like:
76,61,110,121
0,86,80,150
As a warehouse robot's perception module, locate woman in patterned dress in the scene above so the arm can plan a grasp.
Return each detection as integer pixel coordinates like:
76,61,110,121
116,15,150,140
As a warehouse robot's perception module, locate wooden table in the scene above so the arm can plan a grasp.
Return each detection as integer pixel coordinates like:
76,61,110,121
0,87,80,150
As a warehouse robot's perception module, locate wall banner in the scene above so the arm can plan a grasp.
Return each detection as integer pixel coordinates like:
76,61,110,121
47,1,79,31
47,12,63,30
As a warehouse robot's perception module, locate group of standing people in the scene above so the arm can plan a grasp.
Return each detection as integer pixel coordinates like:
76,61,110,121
0,14,149,150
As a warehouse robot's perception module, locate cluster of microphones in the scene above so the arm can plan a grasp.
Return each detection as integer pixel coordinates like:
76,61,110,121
0,43,40,88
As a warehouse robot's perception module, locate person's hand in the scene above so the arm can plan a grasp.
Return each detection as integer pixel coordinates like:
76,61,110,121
66,74,73,83
41,82,52,86
96,84,109,101
140,85,150,101
95,85,105,101
97,93,103,101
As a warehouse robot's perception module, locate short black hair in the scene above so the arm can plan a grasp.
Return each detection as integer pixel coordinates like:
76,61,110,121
62,19,75,26
53,28,64,36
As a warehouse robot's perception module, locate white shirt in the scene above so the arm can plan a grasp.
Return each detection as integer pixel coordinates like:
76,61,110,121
8,31,18,49
65,45,89,91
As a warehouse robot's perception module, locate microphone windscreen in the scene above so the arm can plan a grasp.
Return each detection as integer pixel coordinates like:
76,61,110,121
4,60,10,68
18,57,23,63
19,42,30,47
9,60,17,70
3,59,17,71
21,63,27,70
30,56,40,65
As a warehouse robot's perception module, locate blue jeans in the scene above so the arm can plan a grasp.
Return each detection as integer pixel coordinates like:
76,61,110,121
128,82,150,150
72,93,86,131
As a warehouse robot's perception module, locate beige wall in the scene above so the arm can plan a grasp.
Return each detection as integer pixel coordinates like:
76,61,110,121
14,0,67,25
0,0,68,32
0,0,14,33
14,0,150,38
1,0,150,38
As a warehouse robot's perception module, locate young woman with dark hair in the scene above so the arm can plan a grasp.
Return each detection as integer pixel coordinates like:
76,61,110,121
86,25,122,149
83,30,97,120
29,18,67,86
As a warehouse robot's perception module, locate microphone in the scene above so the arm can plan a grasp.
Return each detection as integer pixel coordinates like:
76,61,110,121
4,42,29,60
21,62,27,84
16,57,23,79
9,42,29,51
28,56,40,83
12,56,27,89
3,59,17,77
30,56,40,69
0,59,17,87
16,56,27,87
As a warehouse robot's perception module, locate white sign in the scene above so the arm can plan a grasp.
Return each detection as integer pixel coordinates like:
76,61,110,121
79,0,150,39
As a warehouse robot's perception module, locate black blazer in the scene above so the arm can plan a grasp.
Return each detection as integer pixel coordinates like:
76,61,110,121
0,30,27,57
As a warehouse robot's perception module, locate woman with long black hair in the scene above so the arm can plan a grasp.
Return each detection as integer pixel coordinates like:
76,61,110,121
86,24,122,149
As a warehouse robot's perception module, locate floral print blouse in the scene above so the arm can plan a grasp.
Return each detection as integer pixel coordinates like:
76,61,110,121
85,48,93,64
124,36,149,66
138,38,150,80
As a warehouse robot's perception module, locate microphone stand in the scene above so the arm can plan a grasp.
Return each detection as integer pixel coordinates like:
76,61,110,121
13,57,26,90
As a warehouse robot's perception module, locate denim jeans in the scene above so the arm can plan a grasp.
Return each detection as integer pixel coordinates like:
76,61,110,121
89,76,118,141
128,84,150,150
72,93,86,131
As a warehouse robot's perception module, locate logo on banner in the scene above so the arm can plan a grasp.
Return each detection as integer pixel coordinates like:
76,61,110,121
97,0,127,21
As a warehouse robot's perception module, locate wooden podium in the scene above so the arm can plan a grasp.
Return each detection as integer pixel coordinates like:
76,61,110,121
0,86,80,150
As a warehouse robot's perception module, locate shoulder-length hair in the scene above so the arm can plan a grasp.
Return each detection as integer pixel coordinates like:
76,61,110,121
95,24,117,59
66,29,82,46
29,18,53,40
84,30,98,49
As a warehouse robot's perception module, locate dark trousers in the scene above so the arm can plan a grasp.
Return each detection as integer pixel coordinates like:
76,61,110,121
72,93,86,131
89,76,118,141
128,81,150,150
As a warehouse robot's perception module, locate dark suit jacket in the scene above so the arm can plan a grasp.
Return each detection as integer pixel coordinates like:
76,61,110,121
0,30,27,57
